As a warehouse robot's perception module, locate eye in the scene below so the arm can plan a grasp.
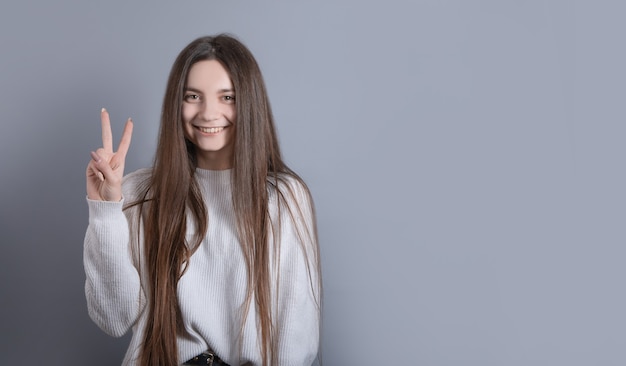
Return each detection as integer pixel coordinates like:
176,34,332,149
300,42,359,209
222,95,236,103
184,94,201,103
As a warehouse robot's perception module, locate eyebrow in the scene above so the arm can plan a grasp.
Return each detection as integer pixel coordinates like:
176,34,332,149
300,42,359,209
184,87,235,93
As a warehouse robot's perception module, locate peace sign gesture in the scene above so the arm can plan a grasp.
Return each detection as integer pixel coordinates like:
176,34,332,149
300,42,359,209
86,108,133,201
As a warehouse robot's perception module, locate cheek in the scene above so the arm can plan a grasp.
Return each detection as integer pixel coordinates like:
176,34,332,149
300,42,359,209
181,105,196,139
226,106,237,124
181,104,195,123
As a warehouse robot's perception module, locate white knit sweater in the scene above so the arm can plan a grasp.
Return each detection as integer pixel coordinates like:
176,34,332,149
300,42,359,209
84,168,320,365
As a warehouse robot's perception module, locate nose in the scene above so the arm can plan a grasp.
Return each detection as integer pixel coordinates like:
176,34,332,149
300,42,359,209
200,99,220,121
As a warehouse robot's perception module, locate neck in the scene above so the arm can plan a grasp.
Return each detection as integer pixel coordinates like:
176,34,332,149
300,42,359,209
196,151,233,170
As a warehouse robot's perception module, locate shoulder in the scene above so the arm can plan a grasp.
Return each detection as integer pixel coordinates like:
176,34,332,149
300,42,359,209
268,173,314,216
268,172,313,207
121,168,152,202
123,167,152,183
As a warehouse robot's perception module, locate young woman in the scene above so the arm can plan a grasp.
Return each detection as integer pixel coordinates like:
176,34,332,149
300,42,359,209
84,34,321,366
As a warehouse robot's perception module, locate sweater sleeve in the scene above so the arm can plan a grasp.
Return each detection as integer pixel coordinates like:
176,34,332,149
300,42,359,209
273,177,322,365
83,196,145,337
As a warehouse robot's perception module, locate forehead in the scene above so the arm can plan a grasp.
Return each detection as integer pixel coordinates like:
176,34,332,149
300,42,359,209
185,60,233,89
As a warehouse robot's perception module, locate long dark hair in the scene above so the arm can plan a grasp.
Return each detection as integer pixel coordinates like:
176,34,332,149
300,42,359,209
134,34,320,365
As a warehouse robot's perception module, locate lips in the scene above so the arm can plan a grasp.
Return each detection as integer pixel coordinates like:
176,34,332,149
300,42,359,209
197,126,225,134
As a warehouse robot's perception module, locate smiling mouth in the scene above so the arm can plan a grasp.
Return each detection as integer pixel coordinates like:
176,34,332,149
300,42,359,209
197,126,226,134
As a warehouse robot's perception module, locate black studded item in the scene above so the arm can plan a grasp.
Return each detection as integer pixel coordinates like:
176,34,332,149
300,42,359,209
183,351,230,366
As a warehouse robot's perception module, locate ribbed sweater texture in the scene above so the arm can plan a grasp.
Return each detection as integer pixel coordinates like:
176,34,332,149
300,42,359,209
84,168,320,365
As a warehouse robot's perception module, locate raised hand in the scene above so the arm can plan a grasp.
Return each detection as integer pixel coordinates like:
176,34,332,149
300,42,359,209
86,108,133,201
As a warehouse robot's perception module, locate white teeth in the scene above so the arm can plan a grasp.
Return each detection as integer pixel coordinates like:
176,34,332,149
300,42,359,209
198,126,224,134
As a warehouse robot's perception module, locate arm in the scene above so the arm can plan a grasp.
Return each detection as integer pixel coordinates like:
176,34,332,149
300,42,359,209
84,196,145,337
273,177,322,365
83,108,144,336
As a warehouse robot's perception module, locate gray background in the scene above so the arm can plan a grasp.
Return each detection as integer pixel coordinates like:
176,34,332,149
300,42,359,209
1,1,625,365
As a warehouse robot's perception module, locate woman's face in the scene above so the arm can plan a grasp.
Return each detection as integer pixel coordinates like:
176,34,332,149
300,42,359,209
182,60,236,170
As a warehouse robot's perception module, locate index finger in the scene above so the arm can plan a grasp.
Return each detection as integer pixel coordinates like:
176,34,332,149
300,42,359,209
101,108,113,153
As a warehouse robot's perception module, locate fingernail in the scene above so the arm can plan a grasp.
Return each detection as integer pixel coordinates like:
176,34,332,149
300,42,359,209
90,151,101,162
101,107,106,113
96,172,105,182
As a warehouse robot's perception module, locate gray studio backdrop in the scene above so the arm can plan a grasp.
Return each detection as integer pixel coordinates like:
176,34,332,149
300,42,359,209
1,1,625,365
